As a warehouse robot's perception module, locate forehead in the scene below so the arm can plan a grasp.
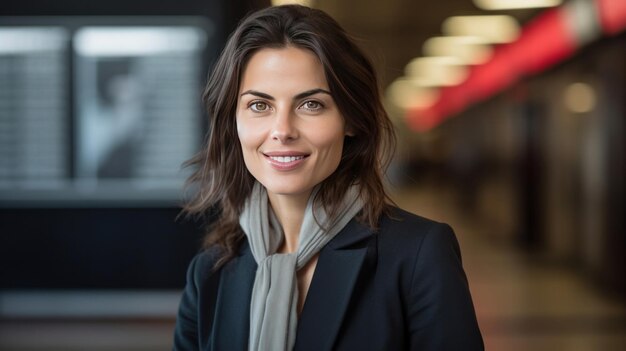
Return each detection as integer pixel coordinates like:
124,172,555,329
239,47,329,92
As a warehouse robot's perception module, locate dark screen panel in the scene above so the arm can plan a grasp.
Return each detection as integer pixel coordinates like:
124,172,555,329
0,207,204,289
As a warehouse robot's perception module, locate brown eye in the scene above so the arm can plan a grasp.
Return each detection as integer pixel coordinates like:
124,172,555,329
300,100,323,111
250,101,269,112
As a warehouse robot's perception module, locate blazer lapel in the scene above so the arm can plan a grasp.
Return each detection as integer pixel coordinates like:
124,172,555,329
295,219,375,351
210,242,257,351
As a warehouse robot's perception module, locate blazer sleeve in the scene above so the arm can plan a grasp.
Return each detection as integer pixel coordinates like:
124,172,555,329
407,223,484,350
173,254,201,351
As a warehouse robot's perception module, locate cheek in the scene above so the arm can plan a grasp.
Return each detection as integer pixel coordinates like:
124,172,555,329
236,118,261,151
236,122,257,174
314,121,346,152
315,130,346,166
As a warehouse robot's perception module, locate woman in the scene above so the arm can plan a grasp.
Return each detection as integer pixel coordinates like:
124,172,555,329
174,4,483,351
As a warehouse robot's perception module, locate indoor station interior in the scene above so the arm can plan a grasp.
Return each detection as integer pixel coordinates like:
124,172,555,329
1,0,625,350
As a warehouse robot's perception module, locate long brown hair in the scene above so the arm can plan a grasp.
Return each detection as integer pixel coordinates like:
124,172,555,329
183,5,396,266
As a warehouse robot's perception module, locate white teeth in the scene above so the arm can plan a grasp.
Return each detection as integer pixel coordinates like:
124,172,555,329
270,156,304,163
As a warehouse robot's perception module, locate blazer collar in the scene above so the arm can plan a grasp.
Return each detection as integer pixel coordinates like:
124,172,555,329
325,216,375,249
211,218,375,351
295,218,375,350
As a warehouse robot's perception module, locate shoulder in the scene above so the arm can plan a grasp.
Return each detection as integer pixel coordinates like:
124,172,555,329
191,245,223,268
382,208,483,349
379,206,448,232
376,206,458,255
373,206,465,287
174,246,227,350
185,246,224,287
375,208,470,302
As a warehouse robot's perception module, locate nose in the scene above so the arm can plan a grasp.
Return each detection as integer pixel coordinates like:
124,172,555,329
270,109,298,143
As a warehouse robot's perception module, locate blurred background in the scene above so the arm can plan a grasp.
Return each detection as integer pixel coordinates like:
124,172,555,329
0,0,624,350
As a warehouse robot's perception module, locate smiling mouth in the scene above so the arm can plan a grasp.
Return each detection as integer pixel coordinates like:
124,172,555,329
263,153,310,170
268,155,306,163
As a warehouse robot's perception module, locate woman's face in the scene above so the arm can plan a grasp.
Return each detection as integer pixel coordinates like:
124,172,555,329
236,47,348,200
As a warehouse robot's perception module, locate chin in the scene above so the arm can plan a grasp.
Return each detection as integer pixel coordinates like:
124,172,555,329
260,180,313,197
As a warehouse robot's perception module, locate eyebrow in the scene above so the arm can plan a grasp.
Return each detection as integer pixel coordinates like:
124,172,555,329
240,88,332,100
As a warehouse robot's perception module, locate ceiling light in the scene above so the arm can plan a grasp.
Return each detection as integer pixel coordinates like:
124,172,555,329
405,57,469,87
272,0,312,6
474,0,562,10
443,15,520,44
387,78,439,109
423,36,493,65
563,82,596,113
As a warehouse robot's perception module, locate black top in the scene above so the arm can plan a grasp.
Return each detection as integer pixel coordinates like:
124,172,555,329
173,207,484,350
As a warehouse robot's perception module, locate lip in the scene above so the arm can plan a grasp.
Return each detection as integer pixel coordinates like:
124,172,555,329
263,151,310,171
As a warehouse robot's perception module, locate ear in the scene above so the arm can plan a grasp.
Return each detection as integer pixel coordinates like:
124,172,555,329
344,126,355,137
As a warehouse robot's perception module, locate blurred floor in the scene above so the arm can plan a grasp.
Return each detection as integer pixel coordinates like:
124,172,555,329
1,182,625,350
390,183,626,351
0,320,175,351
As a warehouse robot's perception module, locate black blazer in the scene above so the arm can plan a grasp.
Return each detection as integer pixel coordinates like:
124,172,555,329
173,207,484,350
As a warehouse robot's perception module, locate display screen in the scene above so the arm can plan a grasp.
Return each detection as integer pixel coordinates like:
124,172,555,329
0,18,211,207
0,27,71,194
0,17,213,305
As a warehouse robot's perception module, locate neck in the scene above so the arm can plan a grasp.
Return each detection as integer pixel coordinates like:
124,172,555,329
268,190,312,254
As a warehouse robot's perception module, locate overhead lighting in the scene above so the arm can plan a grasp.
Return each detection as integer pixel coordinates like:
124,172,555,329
563,82,596,113
474,0,562,10
405,57,469,87
387,78,439,109
423,36,493,65
271,0,312,6
443,15,520,44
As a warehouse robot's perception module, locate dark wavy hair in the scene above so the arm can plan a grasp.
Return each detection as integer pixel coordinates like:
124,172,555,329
183,4,396,266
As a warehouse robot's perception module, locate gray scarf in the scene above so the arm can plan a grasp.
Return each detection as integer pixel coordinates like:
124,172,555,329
239,182,363,351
